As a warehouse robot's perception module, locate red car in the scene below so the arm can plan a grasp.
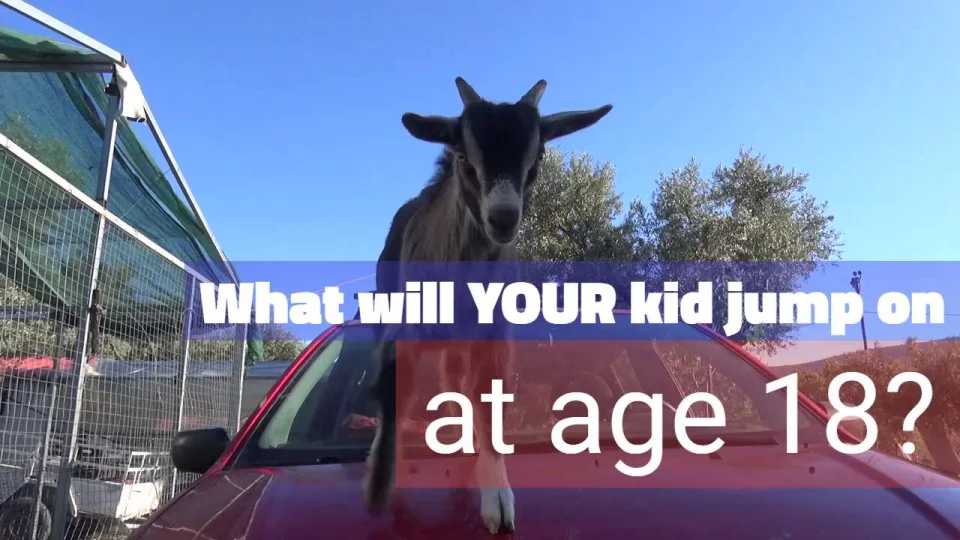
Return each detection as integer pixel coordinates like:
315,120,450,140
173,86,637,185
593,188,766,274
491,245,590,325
130,315,960,539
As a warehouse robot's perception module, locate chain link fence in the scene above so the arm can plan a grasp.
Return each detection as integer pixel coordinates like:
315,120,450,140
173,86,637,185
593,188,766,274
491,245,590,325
0,57,245,540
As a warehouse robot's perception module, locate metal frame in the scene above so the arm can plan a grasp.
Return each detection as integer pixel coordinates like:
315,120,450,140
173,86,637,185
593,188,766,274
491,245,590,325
231,323,249,432
0,60,115,73
47,78,120,540
142,103,238,283
0,0,240,285
0,6,250,535
169,274,195,494
0,0,122,63
0,132,211,285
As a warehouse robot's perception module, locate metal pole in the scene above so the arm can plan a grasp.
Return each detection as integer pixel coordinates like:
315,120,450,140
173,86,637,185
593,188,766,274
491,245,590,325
170,275,195,494
0,61,114,73
0,0,124,63
31,381,57,540
850,270,868,351
142,104,240,286
49,78,121,540
230,322,249,434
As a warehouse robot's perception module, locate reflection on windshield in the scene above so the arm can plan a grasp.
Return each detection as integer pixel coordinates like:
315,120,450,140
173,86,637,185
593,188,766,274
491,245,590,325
242,317,820,464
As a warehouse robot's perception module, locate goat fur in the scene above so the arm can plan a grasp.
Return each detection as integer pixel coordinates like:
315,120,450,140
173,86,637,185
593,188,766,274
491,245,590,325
364,77,612,535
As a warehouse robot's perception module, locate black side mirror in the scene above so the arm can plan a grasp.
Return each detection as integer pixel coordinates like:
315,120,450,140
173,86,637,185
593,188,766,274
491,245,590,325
171,427,231,474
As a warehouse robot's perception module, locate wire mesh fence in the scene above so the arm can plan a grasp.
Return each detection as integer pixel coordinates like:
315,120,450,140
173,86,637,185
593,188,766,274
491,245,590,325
0,98,244,540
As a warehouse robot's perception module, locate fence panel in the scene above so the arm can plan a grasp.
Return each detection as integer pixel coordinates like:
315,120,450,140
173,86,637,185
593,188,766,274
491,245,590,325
0,129,244,540
168,272,246,494
0,143,97,540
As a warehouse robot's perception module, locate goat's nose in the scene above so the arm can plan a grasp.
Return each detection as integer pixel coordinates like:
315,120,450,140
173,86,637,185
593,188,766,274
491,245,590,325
487,206,520,235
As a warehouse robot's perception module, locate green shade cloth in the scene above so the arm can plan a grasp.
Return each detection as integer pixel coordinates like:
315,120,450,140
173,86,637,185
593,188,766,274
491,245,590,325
0,26,235,338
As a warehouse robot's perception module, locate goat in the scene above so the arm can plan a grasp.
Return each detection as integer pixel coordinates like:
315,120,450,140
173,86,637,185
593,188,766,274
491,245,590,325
364,76,612,535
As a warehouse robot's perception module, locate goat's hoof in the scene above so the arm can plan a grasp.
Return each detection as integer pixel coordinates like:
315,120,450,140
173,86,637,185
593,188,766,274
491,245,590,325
480,487,515,534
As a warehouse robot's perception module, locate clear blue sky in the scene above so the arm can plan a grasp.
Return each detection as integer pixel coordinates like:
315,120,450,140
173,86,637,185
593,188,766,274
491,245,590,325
4,0,959,265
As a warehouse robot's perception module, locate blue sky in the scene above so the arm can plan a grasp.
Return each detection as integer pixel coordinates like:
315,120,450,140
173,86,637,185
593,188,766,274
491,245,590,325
3,1,959,362
4,1,959,263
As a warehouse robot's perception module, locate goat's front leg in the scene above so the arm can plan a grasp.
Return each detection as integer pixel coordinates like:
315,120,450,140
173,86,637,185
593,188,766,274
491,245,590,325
364,339,416,515
475,431,515,535
467,342,516,535
439,349,467,418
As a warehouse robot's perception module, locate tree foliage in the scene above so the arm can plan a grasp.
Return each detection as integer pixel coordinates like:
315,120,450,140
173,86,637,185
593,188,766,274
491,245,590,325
517,147,841,355
517,150,650,263
257,323,304,362
795,340,960,475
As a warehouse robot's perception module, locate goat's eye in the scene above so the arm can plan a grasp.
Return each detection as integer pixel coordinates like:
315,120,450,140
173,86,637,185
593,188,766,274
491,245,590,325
455,152,467,163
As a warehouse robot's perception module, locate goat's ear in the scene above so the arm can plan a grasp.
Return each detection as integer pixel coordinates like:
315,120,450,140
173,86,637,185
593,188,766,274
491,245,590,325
401,113,458,145
540,105,613,142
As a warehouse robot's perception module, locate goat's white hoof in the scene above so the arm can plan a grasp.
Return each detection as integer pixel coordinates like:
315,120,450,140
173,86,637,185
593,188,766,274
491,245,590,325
480,487,515,534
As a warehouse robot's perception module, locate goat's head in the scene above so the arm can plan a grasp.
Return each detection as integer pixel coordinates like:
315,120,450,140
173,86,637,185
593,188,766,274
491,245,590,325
401,77,612,246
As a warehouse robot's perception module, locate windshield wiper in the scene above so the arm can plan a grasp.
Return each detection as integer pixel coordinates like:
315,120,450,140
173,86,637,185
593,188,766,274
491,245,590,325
239,429,786,470
236,444,370,469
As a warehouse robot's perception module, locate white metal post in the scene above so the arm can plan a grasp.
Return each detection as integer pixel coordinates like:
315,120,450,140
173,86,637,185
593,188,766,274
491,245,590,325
31,383,57,540
170,274,195,493
231,322,249,434
49,77,121,540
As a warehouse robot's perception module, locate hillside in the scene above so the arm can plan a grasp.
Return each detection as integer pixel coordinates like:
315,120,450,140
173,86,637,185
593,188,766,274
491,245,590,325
767,338,959,377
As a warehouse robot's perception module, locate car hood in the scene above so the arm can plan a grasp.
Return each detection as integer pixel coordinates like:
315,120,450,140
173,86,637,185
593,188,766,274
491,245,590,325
135,446,960,539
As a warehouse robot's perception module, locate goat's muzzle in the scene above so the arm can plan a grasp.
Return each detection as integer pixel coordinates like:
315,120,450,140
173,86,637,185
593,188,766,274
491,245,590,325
486,205,520,244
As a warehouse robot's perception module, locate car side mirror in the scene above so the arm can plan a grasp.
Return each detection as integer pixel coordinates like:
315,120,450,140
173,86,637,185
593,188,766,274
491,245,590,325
171,427,231,474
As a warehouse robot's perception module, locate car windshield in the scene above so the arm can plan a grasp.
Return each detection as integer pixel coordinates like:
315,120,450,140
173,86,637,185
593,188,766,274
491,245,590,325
234,315,823,467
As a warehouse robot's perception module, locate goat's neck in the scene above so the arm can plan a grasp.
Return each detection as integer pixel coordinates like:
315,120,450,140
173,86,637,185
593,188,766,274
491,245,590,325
403,169,502,262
